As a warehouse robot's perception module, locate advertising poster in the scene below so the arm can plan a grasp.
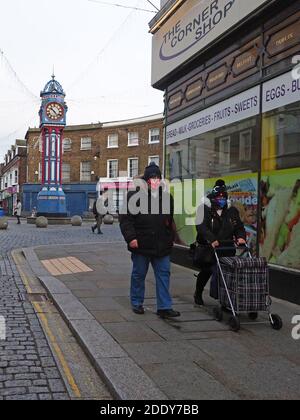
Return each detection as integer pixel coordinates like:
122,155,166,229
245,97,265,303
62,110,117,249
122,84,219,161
260,168,300,270
172,173,259,251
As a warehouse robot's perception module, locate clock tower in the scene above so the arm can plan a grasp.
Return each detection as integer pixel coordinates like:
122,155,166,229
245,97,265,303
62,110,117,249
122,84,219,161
37,74,68,217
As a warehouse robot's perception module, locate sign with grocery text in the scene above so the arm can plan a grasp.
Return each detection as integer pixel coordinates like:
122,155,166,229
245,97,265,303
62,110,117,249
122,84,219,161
166,86,260,145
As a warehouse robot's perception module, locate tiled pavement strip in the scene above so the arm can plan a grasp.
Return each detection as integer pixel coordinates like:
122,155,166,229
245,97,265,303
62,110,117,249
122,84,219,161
0,220,121,400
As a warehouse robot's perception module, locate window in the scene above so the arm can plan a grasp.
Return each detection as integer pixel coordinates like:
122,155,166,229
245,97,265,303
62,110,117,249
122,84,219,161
14,170,18,185
38,163,42,181
128,132,139,147
108,160,118,179
148,156,160,167
108,134,118,148
149,128,160,144
262,102,300,171
128,158,139,178
62,164,71,183
81,137,92,150
80,162,91,182
63,138,72,152
239,130,252,162
219,137,231,166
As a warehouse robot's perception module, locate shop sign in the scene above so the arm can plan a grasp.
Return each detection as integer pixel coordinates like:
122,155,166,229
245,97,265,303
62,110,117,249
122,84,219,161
262,70,300,113
166,85,260,144
152,0,274,85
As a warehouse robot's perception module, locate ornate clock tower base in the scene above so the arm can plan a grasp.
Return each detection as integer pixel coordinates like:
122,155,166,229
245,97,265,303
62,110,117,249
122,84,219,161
37,187,68,218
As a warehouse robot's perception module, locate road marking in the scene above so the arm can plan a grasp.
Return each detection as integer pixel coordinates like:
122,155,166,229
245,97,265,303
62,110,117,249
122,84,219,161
12,252,81,399
33,302,81,399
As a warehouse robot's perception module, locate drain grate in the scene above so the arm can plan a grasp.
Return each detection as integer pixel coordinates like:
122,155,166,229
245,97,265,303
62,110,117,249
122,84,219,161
22,293,49,303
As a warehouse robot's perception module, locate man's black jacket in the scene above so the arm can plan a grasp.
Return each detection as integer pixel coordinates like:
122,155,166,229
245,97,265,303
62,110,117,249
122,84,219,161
119,187,175,258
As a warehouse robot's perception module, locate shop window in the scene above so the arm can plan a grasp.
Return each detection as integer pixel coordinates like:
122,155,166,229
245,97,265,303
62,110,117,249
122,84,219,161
262,103,300,171
219,137,231,167
80,162,91,182
239,130,252,162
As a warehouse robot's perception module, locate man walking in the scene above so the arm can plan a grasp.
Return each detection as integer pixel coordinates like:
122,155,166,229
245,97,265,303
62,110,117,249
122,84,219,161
92,198,103,235
14,199,22,225
119,162,180,319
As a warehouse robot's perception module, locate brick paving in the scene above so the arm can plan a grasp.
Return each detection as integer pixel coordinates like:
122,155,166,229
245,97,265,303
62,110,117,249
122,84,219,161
0,220,122,400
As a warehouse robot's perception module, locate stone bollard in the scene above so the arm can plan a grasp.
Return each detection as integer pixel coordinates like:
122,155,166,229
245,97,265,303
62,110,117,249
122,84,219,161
36,216,48,228
0,218,8,230
103,214,114,225
71,216,83,226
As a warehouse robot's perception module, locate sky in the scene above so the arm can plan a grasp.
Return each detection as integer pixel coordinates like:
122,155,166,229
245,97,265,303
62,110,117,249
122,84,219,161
0,0,163,158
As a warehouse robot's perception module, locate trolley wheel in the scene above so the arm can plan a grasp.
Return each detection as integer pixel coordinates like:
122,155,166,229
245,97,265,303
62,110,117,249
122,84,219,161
270,314,283,331
213,307,223,322
248,312,258,321
229,316,240,333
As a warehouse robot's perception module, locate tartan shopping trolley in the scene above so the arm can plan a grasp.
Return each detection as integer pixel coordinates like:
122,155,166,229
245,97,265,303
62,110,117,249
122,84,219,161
212,243,283,332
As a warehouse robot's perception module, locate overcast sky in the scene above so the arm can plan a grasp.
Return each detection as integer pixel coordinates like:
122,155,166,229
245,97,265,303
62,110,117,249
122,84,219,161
0,0,162,158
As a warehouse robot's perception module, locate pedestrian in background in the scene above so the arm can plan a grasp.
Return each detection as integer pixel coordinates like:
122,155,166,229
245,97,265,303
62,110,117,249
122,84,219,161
92,198,103,235
119,162,181,319
14,199,22,225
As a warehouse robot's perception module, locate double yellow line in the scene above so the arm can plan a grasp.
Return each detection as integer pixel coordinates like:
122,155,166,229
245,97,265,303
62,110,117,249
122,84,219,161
14,257,81,399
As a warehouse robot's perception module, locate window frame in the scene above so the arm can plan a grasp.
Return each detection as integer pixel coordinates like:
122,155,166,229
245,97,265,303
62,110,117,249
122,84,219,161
219,136,231,166
80,161,92,182
239,129,252,162
107,159,119,179
149,128,160,144
128,158,139,179
80,137,92,151
107,134,119,149
128,132,139,147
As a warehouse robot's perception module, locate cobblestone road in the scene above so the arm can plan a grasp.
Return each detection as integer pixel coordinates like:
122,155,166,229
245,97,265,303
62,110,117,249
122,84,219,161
0,220,122,400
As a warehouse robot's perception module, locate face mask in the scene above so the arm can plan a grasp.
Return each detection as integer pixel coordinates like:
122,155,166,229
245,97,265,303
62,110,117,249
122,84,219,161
148,178,161,190
215,198,227,209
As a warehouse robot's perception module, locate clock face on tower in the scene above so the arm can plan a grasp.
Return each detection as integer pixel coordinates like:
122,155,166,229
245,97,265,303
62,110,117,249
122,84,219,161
46,102,64,121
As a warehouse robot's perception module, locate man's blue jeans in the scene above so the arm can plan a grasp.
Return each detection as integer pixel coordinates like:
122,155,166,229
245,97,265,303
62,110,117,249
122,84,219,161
131,254,172,311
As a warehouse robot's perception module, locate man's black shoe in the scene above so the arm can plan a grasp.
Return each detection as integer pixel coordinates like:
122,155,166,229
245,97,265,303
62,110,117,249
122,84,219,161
91,226,95,233
98,231,103,235
157,309,181,319
132,306,145,315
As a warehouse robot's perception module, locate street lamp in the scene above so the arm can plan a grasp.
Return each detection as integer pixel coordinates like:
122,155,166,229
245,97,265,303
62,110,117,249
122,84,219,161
34,170,39,183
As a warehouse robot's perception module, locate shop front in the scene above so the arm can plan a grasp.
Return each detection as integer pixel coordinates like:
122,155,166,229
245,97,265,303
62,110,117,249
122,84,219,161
150,0,300,303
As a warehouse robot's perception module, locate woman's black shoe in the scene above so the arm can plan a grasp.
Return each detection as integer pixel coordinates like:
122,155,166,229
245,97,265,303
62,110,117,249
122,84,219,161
157,309,181,319
132,306,145,315
194,295,204,307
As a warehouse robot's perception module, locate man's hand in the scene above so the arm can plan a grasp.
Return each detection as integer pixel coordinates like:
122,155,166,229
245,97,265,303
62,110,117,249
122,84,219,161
211,241,220,248
129,239,139,249
237,238,246,245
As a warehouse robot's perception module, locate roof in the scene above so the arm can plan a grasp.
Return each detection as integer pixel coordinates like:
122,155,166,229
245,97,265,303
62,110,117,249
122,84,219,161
26,113,163,135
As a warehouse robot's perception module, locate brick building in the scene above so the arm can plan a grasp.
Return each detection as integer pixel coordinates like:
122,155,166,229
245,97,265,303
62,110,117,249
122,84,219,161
0,140,27,215
23,113,163,216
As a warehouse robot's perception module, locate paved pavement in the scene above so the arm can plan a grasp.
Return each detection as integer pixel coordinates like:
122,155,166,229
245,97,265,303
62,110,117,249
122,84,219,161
2,219,300,400
0,219,121,400
26,235,300,400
